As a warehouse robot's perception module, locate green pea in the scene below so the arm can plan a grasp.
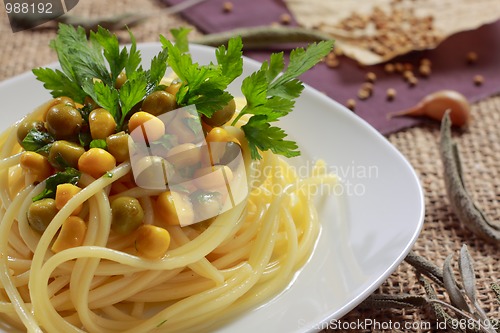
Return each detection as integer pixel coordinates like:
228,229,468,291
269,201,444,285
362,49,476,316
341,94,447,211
48,140,85,169
141,91,177,116
46,103,83,139
27,198,58,233
202,99,236,127
111,196,144,234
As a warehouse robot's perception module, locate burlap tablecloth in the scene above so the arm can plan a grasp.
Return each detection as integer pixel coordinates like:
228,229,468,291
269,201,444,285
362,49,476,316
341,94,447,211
0,1,498,332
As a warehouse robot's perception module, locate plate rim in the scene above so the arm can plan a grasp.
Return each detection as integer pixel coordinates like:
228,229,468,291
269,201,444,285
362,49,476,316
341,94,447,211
0,42,425,333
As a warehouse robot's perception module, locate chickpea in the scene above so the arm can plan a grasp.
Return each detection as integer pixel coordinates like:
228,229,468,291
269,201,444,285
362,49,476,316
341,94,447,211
51,216,87,253
45,103,83,139
193,165,233,191
78,148,116,179
202,99,236,127
128,111,165,143
89,108,116,139
132,155,168,189
55,183,82,215
27,198,58,233
115,72,127,89
191,190,222,221
111,196,144,234
165,143,201,167
219,141,242,165
48,140,85,169
84,96,99,111
16,119,45,144
20,151,52,182
106,132,130,163
165,82,182,96
49,96,75,109
141,91,177,116
135,225,171,259
156,191,194,226
205,127,239,144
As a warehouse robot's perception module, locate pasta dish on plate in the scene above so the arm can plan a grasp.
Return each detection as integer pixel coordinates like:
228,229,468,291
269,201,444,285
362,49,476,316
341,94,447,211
0,25,336,332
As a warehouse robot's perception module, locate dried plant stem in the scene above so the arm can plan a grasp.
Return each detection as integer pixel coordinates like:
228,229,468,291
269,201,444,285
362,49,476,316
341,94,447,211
439,112,500,243
404,250,444,286
192,26,333,48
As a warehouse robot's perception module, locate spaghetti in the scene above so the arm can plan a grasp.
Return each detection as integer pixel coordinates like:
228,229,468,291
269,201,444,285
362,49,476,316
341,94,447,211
0,24,336,333
0,101,336,332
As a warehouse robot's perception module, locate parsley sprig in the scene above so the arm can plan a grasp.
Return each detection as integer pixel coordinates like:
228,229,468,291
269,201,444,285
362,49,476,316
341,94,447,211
33,24,333,160
232,42,334,159
159,28,243,118
32,24,165,129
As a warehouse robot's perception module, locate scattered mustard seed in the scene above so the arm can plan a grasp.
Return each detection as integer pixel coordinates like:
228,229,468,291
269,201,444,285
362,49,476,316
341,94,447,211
386,88,396,101
346,99,356,111
420,58,432,67
466,51,478,65
473,74,484,86
280,13,292,25
403,70,414,81
222,1,233,13
419,64,431,77
365,72,377,83
357,88,371,100
408,76,418,87
384,63,395,73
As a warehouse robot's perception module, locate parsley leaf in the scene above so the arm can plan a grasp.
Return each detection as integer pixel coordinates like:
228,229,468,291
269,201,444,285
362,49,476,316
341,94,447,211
170,27,191,53
32,167,81,202
31,67,87,102
91,26,128,83
234,40,334,159
160,29,243,118
21,129,55,152
89,139,107,149
118,73,148,124
242,115,299,160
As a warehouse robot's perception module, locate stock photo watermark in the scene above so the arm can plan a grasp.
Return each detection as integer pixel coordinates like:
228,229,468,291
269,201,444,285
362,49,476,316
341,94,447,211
3,0,79,32
299,317,499,332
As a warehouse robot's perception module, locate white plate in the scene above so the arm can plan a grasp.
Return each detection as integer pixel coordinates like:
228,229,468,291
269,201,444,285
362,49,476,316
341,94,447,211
0,43,424,333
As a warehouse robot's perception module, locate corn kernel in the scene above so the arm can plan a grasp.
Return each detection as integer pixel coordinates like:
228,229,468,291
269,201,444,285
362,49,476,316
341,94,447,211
20,151,52,182
55,183,82,215
135,225,171,259
89,108,116,139
128,111,165,143
156,191,194,226
51,216,87,253
78,148,116,179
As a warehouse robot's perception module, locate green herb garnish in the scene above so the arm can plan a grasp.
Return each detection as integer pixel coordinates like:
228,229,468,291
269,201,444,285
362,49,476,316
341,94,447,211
89,139,107,150
33,24,333,160
233,41,334,159
21,129,55,152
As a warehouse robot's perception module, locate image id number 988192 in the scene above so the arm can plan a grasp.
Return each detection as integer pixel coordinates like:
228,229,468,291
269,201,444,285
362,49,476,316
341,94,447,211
3,0,79,32
5,1,53,14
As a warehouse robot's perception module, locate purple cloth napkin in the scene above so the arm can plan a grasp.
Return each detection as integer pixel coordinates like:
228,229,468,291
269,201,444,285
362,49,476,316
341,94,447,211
163,0,500,135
